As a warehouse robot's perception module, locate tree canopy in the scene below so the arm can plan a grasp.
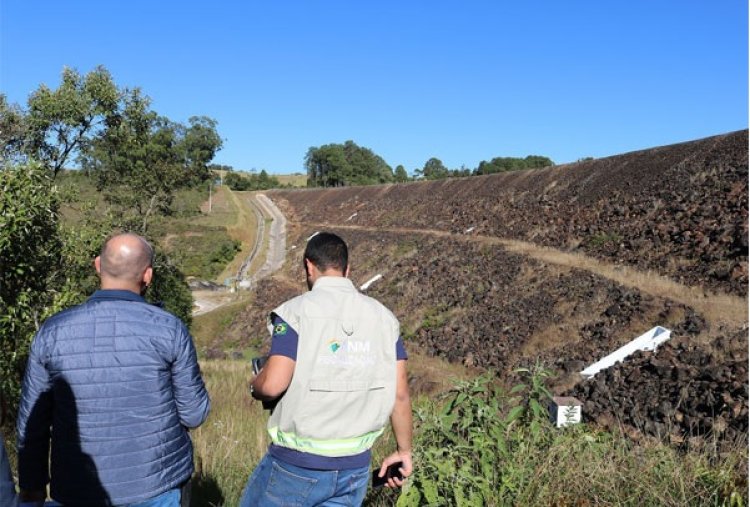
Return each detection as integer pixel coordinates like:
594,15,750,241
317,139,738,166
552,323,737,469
0,67,219,413
394,164,410,182
0,66,223,233
81,88,222,232
224,169,281,191
24,66,119,177
475,155,554,175
305,141,393,187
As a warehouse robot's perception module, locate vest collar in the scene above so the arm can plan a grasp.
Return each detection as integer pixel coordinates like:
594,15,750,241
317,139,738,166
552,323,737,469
311,276,356,291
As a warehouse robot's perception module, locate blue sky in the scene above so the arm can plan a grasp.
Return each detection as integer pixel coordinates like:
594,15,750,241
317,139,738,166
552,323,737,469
1,1,747,174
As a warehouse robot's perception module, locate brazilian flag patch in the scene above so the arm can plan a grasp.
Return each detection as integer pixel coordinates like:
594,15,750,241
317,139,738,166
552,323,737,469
274,322,288,336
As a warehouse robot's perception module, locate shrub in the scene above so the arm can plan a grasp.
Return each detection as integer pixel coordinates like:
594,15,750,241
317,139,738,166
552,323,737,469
0,163,64,415
394,366,747,506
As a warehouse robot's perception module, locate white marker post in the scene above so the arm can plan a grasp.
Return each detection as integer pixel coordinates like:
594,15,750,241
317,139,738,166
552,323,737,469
360,274,383,291
580,326,672,378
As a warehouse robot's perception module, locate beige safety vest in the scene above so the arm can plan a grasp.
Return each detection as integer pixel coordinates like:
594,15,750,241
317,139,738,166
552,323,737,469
267,276,399,457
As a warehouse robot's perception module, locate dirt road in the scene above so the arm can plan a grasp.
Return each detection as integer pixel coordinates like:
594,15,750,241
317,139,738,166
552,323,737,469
192,192,287,316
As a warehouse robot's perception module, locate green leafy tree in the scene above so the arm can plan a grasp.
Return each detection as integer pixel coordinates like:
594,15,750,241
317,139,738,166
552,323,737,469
305,141,393,187
0,94,27,164
475,155,554,175
417,157,450,180
83,89,175,232
451,164,472,177
0,163,64,412
181,116,223,184
225,170,281,191
305,144,348,187
25,66,119,177
145,250,193,328
84,89,222,232
394,164,409,183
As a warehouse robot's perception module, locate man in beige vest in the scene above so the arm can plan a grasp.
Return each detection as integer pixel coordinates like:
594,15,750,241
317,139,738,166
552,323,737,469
240,232,412,506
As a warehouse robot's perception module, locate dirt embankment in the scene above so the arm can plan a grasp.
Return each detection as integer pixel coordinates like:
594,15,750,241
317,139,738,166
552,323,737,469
227,131,748,444
269,130,748,297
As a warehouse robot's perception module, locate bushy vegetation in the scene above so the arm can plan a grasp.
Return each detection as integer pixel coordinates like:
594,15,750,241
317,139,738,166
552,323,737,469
303,140,554,187
474,155,554,175
305,140,394,187
186,358,747,506
168,232,241,280
0,164,67,414
0,66,224,419
385,369,747,507
224,170,281,191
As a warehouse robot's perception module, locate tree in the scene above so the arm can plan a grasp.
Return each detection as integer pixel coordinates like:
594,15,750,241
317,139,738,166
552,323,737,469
25,66,119,177
180,116,223,184
0,94,27,164
225,170,281,191
0,163,64,411
305,144,349,187
83,89,222,232
475,155,554,175
146,250,193,328
305,141,393,187
394,165,409,183
418,157,450,180
83,89,172,232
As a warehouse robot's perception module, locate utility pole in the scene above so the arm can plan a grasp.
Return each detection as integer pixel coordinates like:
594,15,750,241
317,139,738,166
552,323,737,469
208,180,212,213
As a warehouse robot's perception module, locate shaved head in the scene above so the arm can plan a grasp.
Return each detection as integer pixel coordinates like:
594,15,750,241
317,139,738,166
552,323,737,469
98,233,154,285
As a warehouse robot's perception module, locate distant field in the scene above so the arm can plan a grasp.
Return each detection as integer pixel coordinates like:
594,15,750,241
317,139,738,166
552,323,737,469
274,173,307,187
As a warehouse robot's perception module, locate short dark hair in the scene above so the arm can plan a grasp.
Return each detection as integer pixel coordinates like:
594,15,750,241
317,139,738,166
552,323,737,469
304,232,348,273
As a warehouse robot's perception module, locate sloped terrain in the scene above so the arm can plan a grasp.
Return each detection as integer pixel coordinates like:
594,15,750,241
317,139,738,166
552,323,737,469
229,131,748,443
270,130,748,296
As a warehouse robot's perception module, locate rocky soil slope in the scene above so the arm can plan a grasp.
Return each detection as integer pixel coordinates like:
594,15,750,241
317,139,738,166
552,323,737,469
270,130,748,296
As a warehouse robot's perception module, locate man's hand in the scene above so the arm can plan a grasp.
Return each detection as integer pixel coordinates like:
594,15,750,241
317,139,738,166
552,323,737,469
377,450,413,488
250,355,294,401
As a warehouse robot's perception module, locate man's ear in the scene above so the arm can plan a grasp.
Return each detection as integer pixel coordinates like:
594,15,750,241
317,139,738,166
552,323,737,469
94,256,102,275
143,267,153,287
304,258,313,277
344,264,350,278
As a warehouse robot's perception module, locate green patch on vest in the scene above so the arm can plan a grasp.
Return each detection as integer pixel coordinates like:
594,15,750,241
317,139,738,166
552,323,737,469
274,323,288,336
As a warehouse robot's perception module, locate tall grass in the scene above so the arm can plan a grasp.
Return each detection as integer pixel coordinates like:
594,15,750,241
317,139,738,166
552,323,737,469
191,359,268,506
392,369,747,507
191,361,747,506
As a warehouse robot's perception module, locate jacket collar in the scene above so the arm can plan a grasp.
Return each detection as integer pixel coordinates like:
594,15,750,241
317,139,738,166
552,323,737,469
88,289,147,304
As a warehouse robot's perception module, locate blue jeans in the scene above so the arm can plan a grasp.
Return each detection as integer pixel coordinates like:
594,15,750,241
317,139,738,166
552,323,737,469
20,489,180,507
240,454,370,507
125,488,180,507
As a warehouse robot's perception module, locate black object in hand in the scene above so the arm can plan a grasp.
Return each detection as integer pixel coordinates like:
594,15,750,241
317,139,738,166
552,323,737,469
251,356,268,375
371,462,403,489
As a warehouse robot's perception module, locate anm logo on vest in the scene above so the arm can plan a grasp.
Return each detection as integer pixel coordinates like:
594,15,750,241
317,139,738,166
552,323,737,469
319,339,376,367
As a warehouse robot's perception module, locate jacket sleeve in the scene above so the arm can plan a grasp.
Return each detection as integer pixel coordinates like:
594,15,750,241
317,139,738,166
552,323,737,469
171,323,210,429
0,431,18,507
16,331,52,491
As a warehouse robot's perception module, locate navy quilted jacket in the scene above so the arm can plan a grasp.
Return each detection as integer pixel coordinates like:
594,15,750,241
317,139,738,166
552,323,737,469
16,290,210,506
1,430,17,507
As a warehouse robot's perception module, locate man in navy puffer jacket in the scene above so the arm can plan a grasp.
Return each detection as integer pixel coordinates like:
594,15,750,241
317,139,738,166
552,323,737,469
16,233,210,506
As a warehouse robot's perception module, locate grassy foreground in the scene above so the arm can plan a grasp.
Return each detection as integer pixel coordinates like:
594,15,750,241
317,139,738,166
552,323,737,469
191,361,747,506
190,360,266,505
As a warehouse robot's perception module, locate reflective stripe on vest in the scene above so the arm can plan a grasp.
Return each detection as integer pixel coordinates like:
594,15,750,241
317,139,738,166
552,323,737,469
268,426,385,456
